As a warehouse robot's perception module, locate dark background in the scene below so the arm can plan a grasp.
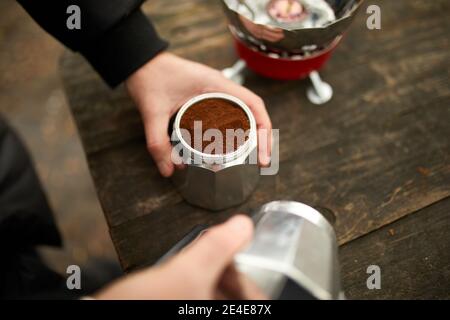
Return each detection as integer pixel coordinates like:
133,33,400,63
0,0,117,274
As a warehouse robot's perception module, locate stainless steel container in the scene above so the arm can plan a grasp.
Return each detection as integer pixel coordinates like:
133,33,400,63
171,93,259,211
222,0,363,55
235,201,343,299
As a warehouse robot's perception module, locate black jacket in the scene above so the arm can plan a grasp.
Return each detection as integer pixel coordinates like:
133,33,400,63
18,0,168,87
1,1,165,298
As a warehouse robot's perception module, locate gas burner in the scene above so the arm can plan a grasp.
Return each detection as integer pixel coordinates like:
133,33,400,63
222,36,337,105
221,0,363,104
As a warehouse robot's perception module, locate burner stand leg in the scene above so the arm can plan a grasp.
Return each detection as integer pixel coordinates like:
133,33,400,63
307,71,333,105
222,59,246,85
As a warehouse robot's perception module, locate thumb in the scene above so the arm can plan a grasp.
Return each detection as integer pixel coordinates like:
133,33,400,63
180,215,254,284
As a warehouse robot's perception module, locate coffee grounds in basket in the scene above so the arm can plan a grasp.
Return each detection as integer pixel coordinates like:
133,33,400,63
179,98,250,154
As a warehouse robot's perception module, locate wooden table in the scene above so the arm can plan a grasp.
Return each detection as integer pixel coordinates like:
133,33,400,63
60,0,450,299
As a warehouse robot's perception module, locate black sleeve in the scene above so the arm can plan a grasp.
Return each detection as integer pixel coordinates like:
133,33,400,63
17,0,169,87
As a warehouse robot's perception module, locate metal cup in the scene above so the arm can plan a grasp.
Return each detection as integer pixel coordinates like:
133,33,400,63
235,201,343,299
222,0,363,55
171,93,259,211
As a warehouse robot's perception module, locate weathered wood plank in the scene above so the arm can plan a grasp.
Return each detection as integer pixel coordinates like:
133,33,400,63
102,133,449,271
340,196,450,300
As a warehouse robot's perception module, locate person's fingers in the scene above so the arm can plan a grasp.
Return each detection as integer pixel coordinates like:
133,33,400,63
218,265,268,300
245,93,272,167
178,215,254,285
257,125,272,168
142,110,174,177
216,81,272,166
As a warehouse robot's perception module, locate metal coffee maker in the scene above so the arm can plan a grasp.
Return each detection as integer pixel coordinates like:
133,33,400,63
221,0,363,104
158,200,343,299
171,92,259,211
235,201,343,299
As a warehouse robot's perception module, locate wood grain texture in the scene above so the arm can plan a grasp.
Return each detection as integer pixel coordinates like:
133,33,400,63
61,0,450,295
340,196,450,300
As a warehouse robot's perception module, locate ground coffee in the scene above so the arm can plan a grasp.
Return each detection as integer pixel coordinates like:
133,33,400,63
180,98,250,154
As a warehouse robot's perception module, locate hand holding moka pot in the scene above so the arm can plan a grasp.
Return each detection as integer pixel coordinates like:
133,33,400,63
159,201,342,300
